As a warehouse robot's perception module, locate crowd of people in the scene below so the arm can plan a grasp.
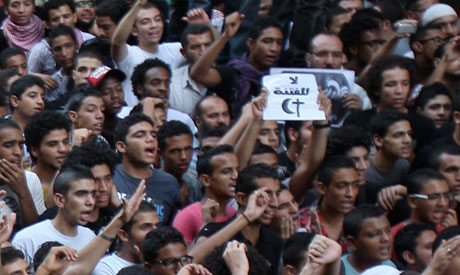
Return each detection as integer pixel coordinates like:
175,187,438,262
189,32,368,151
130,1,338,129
0,0,460,274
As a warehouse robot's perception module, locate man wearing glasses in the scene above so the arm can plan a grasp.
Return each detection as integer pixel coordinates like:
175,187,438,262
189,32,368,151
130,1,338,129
74,0,96,33
391,169,457,237
422,3,459,39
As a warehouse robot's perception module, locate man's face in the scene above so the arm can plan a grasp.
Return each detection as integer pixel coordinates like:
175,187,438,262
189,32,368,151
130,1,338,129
339,0,363,17
357,30,384,64
161,134,193,177
272,189,300,228
248,26,283,70
377,120,413,159
197,97,230,130
419,95,452,128
308,34,344,69
297,121,313,148
206,152,239,199
258,0,272,18
431,15,459,38
412,229,436,272
320,168,360,214
128,210,159,247
12,84,45,118
139,67,171,105
5,54,27,76
96,16,117,45
249,152,278,168
419,28,445,60
199,136,221,155
74,0,95,24
411,179,450,225
258,120,280,152
350,215,392,263
73,57,103,85
119,121,157,166
6,0,34,26
47,5,76,29
346,146,369,185
253,177,280,225
33,129,70,170
329,12,351,34
153,107,166,132
100,77,124,115
51,35,78,70
133,7,163,46
3,258,30,275
183,31,213,64
150,242,188,275
378,67,411,110
0,127,23,169
438,153,460,192
412,0,438,21
90,164,112,208
70,96,105,135
61,178,96,225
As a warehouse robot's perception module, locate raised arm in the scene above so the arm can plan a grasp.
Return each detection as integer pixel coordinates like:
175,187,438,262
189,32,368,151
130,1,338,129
190,12,245,88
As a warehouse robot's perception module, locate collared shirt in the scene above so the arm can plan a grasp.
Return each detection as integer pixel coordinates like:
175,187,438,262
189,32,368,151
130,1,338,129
170,64,207,117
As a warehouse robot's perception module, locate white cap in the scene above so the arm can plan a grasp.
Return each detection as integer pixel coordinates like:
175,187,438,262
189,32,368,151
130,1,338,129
422,3,457,27
361,265,402,275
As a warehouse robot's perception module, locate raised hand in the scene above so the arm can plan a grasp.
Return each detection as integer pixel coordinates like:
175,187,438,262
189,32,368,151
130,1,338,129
308,235,341,265
316,88,332,121
223,12,245,39
36,246,78,274
71,128,92,147
119,179,146,224
202,198,219,224
182,8,210,25
377,185,406,211
243,188,270,222
0,191,16,244
177,264,212,275
442,208,458,228
223,241,249,275
251,89,268,118
0,159,27,196
280,216,298,243
342,93,363,112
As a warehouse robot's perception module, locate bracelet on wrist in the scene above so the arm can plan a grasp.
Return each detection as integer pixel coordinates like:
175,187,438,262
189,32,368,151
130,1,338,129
241,212,252,224
99,232,116,242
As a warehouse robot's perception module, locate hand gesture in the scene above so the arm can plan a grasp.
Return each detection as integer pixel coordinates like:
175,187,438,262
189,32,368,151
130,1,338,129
36,246,78,274
280,216,298,243
223,241,249,275
223,12,245,39
0,191,16,244
377,185,406,211
316,88,332,121
308,235,342,265
425,236,460,274
306,209,322,235
342,94,363,112
202,198,219,225
118,180,146,224
177,264,212,275
71,128,92,147
251,89,268,118
182,8,210,25
442,208,458,228
33,73,59,90
243,188,270,222
0,159,27,196
110,184,122,209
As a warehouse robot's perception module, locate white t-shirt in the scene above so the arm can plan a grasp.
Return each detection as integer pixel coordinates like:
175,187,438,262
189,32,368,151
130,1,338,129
93,254,136,275
117,43,186,107
12,219,96,264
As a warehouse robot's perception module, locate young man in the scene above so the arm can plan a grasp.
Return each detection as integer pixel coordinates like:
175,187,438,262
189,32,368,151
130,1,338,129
279,121,313,177
93,201,159,275
414,83,453,129
422,3,459,39
74,0,96,33
113,113,182,225
406,0,438,21
0,247,31,275
0,47,28,76
190,163,283,275
299,156,360,252
268,185,300,242
173,145,238,244
10,75,45,131
24,110,71,208
12,165,96,263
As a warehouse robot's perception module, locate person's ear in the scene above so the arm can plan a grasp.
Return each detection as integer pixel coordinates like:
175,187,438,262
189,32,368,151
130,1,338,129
349,45,359,56
54,193,66,208
10,95,19,108
144,261,152,270
68,111,78,123
411,41,423,53
136,84,144,98
118,229,129,242
453,111,460,125
288,128,299,144
402,250,417,265
316,181,328,196
30,146,40,159
194,116,201,129
347,236,357,251
200,174,211,187
284,265,298,275
180,47,187,58
116,141,127,154
373,134,384,148
236,192,248,207
132,25,139,37
415,106,423,114
434,57,441,67
383,19,392,32
305,53,313,67
247,37,255,51
407,195,418,208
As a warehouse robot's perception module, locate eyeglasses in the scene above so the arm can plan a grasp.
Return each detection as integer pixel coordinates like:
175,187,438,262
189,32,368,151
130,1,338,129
411,192,454,201
154,255,193,270
75,1,94,7
312,51,343,59
359,39,386,50
419,36,446,46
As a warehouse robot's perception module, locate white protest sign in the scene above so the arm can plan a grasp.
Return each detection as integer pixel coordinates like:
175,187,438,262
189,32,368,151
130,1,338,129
262,73,326,121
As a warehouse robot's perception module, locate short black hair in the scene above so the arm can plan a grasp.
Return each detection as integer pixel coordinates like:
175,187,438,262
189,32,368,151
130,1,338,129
248,17,283,41
394,223,435,266
317,156,356,186
121,201,156,234
283,232,316,270
53,165,95,196
64,83,103,113
453,92,460,112
114,113,154,144
197,144,234,176
24,110,71,162
414,82,452,110
117,266,154,275
49,24,77,48
284,121,308,148
95,0,129,24
370,110,411,138
0,118,21,133
180,23,213,49
406,169,446,195
428,145,460,170
327,125,371,156
433,226,460,252
372,0,405,24
0,68,19,95
0,47,26,69
157,120,192,151
137,0,169,43
73,49,104,70
251,143,277,158
130,58,171,100
1,247,25,266
339,16,381,58
343,204,386,238
61,140,117,172
10,75,45,100
33,241,63,271
43,0,75,22
236,163,280,197
142,226,186,264
325,5,348,31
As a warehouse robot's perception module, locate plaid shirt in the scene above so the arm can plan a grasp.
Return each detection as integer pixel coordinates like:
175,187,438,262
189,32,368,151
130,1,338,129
299,199,351,254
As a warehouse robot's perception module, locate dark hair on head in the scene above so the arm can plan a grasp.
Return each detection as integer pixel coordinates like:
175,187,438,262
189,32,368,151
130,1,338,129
10,75,45,101
283,232,316,269
64,83,103,113
0,47,26,69
61,139,116,172
114,113,154,143
157,120,193,151
24,110,71,162
327,125,371,156
95,0,130,24
370,110,411,137
121,201,156,233
317,155,357,186
236,163,280,197
339,16,381,58
406,169,446,195
394,223,435,266
0,68,20,94
43,0,75,21
453,92,460,112
138,0,169,43
284,121,309,148
202,241,269,275
248,17,283,41
414,82,452,110
343,204,386,238
410,24,441,45
1,247,25,266
351,7,384,22
372,0,405,23
252,143,277,157
117,266,154,275
180,23,213,49
197,144,234,176
405,0,423,11
142,226,186,264
53,164,95,196
0,118,20,133
199,126,226,142
49,24,77,47
131,58,171,100
427,145,460,170
363,55,419,103
433,225,460,252
325,4,348,31
33,241,63,271
73,49,104,70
